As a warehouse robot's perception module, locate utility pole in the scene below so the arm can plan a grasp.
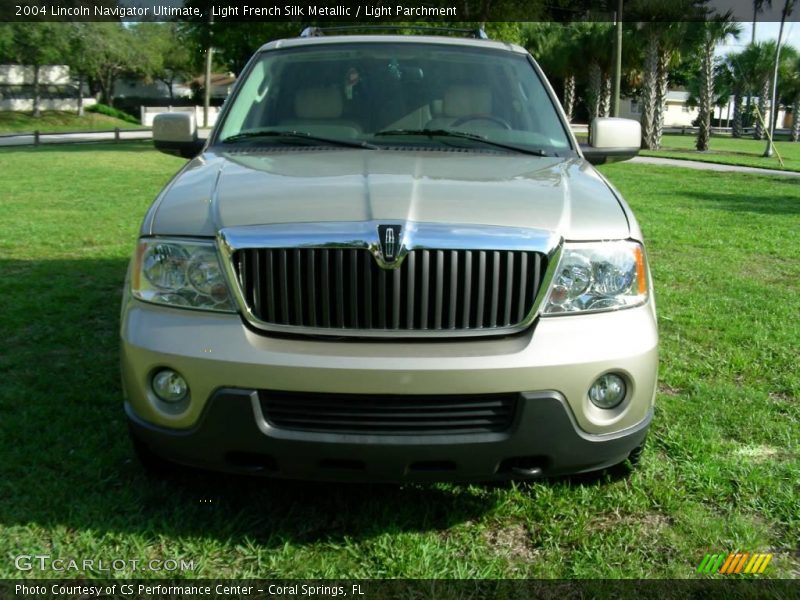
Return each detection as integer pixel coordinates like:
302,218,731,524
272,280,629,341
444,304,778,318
764,0,793,157
612,0,623,117
203,13,214,128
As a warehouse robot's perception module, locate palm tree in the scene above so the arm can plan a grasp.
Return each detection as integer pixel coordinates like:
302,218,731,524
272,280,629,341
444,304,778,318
737,41,778,140
524,23,581,123
582,23,615,129
723,52,748,137
785,54,800,141
694,16,741,151
751,0,773,44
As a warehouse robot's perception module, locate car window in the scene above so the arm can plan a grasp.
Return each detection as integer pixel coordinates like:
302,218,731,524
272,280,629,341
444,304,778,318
217,42,572,153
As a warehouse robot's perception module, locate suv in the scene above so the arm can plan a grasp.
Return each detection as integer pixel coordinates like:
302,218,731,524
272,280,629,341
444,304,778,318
123,28,657,482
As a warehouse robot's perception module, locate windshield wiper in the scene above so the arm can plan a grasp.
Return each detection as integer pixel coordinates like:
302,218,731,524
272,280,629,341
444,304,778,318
373,129,551,157
221,130,378,150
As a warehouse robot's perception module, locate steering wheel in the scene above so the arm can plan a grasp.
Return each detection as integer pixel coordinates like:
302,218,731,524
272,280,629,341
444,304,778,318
451,114,512,130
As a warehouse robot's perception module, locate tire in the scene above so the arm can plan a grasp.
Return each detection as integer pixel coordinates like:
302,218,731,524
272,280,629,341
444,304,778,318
129,428,183,476
626,437,647,467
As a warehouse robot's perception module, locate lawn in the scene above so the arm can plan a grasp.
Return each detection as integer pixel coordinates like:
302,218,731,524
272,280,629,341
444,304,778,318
0,143,798,580
0,110,144,134
642,133,800,173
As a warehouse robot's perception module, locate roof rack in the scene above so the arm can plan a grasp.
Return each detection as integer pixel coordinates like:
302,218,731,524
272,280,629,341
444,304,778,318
299,26,489,40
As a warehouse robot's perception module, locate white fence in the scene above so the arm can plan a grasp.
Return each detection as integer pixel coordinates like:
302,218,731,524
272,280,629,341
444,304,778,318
140,105,220,127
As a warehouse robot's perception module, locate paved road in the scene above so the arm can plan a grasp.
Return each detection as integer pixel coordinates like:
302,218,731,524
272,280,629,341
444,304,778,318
2,132,798,180
0,129,153,146
630,155,800,178
0,128,214,147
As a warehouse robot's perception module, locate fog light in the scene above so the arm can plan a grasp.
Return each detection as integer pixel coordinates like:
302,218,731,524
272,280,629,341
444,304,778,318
589,373,626,409
152,369,189,403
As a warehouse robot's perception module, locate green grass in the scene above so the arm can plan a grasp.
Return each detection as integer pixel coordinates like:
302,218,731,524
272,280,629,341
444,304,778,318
0,110,145,134
642,133,800,173
0,143,798,580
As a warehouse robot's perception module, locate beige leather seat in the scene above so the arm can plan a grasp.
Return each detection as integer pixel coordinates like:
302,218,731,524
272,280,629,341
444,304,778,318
425,85,493,130
279,85,362,137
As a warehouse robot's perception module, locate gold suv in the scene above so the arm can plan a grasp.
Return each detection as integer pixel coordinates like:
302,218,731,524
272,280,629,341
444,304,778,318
122,28,657,481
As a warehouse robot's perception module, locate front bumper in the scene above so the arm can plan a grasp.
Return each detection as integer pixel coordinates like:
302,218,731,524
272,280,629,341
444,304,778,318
121,297,658,481
127,390,652,481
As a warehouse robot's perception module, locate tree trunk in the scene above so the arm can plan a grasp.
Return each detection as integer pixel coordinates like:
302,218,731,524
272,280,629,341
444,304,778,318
696,39,713,151
754,77,769,140
601,74,611,117
653,48,670,150
32,64,41,118
792,98,800,142
587,62,602,136
76,73,84,117
732,93,743,138
641,34,659,149
562,74,575,123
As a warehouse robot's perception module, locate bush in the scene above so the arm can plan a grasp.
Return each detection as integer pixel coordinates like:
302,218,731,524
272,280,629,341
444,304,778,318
86,103,140,125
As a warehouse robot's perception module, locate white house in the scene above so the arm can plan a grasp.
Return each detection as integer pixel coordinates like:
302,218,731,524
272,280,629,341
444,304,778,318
0,64,96,112
618,89,790,130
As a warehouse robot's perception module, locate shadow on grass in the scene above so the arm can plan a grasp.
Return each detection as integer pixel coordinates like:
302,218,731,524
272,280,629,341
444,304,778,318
0,256,635,548
684,190,800,216
0,257,524,548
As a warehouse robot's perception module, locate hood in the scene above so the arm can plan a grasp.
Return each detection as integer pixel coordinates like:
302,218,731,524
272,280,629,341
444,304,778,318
145,148,630,241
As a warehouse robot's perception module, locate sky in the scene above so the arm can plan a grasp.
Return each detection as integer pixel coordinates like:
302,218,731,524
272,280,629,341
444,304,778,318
715,21,800,58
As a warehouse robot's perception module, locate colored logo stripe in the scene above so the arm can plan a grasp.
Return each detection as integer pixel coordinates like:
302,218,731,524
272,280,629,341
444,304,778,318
697,553,772,574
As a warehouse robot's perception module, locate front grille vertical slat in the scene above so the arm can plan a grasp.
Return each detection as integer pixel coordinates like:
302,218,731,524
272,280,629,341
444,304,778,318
489,251,500,328
406,251,416,329
476,251,486,329
321,249,331,327
307,249,317,326
266,250,277,323
516,252,528,323
233,247,545,335
252,251,262,312
462,250,472,329
293,249,304,326
364,253,373,327
279,249,290,324
335,250,345,328
238,251,250,306
349,251,359,328
434,250,444,329
392,268,401,329
503,252,514,326
378,268,387,328
448,251,459,329
420,250,430,330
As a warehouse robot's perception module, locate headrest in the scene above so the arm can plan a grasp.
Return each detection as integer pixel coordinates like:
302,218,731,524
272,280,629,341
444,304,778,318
294,86,343,119
443,85,492,117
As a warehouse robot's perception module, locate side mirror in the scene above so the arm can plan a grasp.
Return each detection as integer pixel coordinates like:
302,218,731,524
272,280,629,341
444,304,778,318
153,112,205,159
581,117,641,165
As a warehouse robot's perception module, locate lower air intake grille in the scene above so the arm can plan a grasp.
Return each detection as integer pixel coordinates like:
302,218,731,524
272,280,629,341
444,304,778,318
260,391,518,435
233,248,545,334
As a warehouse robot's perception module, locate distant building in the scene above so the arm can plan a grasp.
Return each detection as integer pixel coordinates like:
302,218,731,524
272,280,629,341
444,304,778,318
0,64,96,112
618,88,790,130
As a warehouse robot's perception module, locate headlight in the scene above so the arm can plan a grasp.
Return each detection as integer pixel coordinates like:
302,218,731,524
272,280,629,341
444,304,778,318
543,241,647,314
132,238,235,312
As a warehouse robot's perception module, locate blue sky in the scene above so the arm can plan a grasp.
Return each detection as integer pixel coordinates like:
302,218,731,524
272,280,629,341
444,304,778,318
715,21,800,57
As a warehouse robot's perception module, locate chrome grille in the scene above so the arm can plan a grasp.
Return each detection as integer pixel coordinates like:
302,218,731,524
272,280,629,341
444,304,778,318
260,390,518,435
233,248,546,333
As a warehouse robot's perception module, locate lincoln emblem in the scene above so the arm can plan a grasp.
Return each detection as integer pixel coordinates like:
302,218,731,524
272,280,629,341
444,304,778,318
377,224,402,263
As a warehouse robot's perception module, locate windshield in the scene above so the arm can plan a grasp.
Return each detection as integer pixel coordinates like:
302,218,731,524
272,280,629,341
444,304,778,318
216,42,572,155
